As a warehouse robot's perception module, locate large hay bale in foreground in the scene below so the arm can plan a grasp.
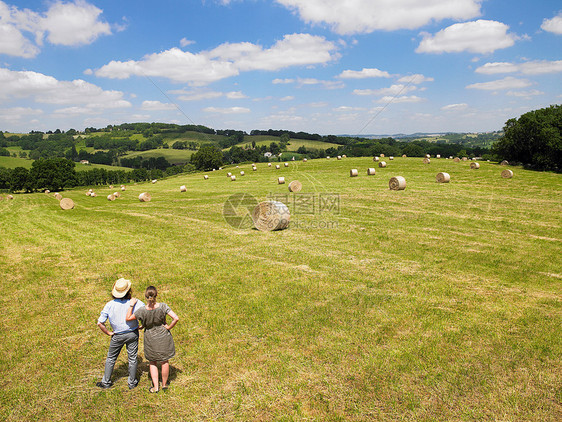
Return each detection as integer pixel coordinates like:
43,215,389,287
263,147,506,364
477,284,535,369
278,176,285,184
470,162,480,169
389,176,406,191
350,169,358,177
288,180,302,192
252,201,290,231
60,198,74,210
501,169,513,178
501,160,509,166
367,168,376,175
423,158,431,164
139,192,151,202
379,161,387,168
107,194,116,201
436,172,450,183
180,185,187,192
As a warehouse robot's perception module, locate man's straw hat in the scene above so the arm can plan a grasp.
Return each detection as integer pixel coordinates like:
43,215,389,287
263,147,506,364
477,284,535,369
112,278,131,298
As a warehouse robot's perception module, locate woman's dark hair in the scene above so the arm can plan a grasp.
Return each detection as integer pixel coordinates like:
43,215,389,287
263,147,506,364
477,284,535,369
145,285,157,305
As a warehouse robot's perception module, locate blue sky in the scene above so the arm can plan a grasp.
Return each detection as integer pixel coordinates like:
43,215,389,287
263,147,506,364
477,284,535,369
1,0,561,135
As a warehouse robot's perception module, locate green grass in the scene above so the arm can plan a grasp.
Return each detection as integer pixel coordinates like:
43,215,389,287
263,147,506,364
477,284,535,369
75,163,133,172
0,157,560,421
249,138,340,151
0,155,33,169
121,149,193,165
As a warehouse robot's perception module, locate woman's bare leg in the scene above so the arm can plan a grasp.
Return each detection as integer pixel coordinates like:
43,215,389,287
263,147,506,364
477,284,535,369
149,361,159,391
161,360,169,388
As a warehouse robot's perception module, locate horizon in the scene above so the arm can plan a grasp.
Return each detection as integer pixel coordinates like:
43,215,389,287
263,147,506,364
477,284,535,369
0,1,561,135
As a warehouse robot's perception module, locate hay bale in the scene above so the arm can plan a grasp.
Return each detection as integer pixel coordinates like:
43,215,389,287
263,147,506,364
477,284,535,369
139,192,151,202
501,160,509,166
436,154,441,159
501,169,513,178
436,172,450,183
373,156,380,162
449,156,453,159
303,158,307,162
240,171,245,176
379,161,387,168
88,188,93,192
59,198,74,210
275,164,280,169
107,194,116,201
470,162,480,169
86,191,91,196
389,176,406,190
90,192,97,197
278,176,285,184
367,168,376,175
380,154,385,158
402,154,407,158
454,157,460,163
423,158,431,164
231,175,236,181
45,189,50,194
426,154,430,158
152,179,157,184
284,162,289,167
326,156,330,159
180,185,187,192
109,185,113,189
389,156,394,160
350,169,359,177
462,157,468,161
6,194,13,200
113,192,121,198
252,201,290,231
342,154,347,158
121,186,126,191
227,172,232,177
268,163,272,167
54,193,62,200
252,166,257,171
288,180,302,192
204,175,209,179
337,156,342,160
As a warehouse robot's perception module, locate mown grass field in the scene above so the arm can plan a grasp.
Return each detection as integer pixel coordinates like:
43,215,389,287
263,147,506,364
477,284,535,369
120,148,194,165
0,157,560,421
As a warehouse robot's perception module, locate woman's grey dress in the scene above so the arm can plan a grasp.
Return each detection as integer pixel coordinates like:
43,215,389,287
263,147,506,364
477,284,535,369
134,303,175,362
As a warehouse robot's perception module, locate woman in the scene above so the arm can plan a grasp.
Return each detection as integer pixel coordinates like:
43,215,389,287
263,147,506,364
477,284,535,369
126,286,179,393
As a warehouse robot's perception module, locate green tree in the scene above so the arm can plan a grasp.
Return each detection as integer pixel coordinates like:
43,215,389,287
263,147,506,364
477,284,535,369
190,145,223,170
30,158,77,191
492,105,562,170
9,167,33,192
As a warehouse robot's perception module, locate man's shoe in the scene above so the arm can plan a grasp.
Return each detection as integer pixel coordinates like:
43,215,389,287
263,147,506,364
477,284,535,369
96,381,113,389
128,380,139,390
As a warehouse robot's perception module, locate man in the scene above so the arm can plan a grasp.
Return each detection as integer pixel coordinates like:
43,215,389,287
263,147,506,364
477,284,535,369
97,278,144,389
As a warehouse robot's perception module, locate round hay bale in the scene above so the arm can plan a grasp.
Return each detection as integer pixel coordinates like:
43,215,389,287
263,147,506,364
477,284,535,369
204,175,209,179
252,166,257,171
240,171,245,176
252,201,290,231
326,156,330,159
268,163,272,167
180,185,187,192
152,179,158,184
88,188,93,192
6,194,13,200
380,154,385,158
454,157,460,163
373,156,380,162
113,192,121,198
462,157,468,161
379,161,387,168
139,192,151,202
389,156,394,160
426,154,430,158
342,154,347,158
275,164,280,169
231,175,236,181
303,158,307,162
436,172,450,183
501,169,513,178
90,192,97,197
449,156,453,159
45,189,50,194
54,193,62,200
107,194,116,201
59,198,74,210
367,168,376,176
278,176,285,184
389,176,406,191
109,185,113,189
501,160,509,166
436,154,441,159
402,154,407,158
337,156,342,160
423,158,431,164
350,169,359,177
284,162,289,167
86,191,91,196
227,172,232,177
288,180,302,192
470,162,480,169
121,186,126,191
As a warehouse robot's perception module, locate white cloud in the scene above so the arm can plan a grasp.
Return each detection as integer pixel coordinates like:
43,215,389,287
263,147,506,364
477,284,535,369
280,96,294,101
0,106,43,122
0,68,131,110
334,106,366,112
377,95,424,103
272,78,295,84
397,74,434,84
441,103,468,111
466,76,532,90
41,0,111,46
541,13,562,35
506,89,544,97
96,34,338,86
226,91,247,99
180,37,195,47
0,22,40,57
275,0,481,34
417,20,517,54
338,68,391,79
202,106,250,114
353,84,417,96
172,90,224,101
141,100,176,110
476,60,562,75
